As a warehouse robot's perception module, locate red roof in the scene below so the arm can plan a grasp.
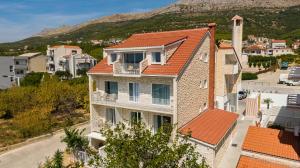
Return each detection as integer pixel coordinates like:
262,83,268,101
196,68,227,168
242,126,300,161
272,40,286,43
180,109,238,145
237,156,288,168
89,57,113,74
219,42,233,49
89,28,209,75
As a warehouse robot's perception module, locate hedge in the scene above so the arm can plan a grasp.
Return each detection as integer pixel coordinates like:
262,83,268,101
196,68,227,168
242,73,258,80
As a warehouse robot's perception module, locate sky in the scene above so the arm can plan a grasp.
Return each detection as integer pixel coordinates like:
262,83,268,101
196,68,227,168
0,0,176,43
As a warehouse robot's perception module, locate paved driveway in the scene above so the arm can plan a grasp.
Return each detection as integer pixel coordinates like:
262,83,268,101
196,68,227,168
0,124,89,168
217,119,253,168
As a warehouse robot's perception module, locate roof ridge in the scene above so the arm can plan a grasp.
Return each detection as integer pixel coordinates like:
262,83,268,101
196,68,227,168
132,28,209,36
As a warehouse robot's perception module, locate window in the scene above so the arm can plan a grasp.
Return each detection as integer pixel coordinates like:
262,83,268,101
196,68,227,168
236,20,240,26
203,53,209,63
203,103,207,110
152,52,161,63
199,81,202,88
106,108,116,125
105,81,118,96
72,50,77,55
15,61,19,65
10,77,14,82
152,84,170,105
203,80,208,88
225,54,237,65
9,65,13,72
153,115,171,133
129,83,139,102
131,112,141,123
110,53,117,63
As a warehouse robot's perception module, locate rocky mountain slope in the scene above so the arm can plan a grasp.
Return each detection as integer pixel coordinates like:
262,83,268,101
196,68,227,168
36,0,300,37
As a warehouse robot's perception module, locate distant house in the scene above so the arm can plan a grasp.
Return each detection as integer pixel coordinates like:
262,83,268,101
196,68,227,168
0,56,15,89
292,40,300,50
46,45,96,78
0,53,46,89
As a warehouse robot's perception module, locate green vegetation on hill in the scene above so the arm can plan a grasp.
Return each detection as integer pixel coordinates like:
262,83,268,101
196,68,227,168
0,6,300,57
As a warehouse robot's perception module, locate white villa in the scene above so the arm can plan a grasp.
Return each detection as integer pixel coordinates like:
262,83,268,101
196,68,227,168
46,45,96,77
87,16,244,168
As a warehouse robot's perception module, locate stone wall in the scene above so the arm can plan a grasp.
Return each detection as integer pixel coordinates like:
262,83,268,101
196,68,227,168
177,35,210,127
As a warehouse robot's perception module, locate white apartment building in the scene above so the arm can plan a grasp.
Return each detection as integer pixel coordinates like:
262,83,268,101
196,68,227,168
46,45,96,77
88,23,238,168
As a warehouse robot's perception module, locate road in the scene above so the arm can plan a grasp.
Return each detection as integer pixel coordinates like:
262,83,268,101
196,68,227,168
242,69,300,94
0,124,89,168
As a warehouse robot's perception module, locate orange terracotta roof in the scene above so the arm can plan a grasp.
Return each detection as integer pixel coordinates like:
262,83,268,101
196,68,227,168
107,34,187,49
180,109,238,145
272,40,286,43
237,156,288,168
51,45,81,49
89,28,209,75
242,126,300,161
89,57,113,74
219,42,233,49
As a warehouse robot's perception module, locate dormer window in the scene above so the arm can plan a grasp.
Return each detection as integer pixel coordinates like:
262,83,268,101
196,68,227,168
151,52,161,64
110,53,117,64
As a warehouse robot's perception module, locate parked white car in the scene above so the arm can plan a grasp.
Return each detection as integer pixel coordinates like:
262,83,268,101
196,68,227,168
278,74,288,84
286,80,300,86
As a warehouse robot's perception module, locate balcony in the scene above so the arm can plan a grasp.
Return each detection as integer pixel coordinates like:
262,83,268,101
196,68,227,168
92,91,173,114
224,64,239,75
113,58,148,77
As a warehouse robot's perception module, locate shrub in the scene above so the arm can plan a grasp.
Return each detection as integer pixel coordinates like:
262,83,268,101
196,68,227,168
242,72,258,80
20,72,44,87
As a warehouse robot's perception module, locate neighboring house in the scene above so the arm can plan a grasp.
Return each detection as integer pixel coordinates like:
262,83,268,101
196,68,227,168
0,53,46,89
269,40,294,56
46,45,96,77
18,52,47,73
215,16,243,112
237,126,300,168
243,45,269,56
0,56,15,89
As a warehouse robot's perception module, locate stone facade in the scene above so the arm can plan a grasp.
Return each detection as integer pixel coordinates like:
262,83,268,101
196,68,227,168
28,54,47,72
177,35,210,127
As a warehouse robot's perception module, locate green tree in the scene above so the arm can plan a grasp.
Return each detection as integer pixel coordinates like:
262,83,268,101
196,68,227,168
61,128,89,161
40,150,64,168
88,122,208,168
264,98,274,109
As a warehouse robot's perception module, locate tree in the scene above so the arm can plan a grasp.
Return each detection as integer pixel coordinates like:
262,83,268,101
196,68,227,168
40,150,64,168
263,98,273,109
88,122,208,168
61,128,89,161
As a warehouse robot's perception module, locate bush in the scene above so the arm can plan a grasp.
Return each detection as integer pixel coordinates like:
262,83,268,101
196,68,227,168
20,72,44,87
242,72,258,80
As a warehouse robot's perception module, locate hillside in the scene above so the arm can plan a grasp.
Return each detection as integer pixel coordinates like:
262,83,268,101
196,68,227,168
35,0,300,37
0,4,300,58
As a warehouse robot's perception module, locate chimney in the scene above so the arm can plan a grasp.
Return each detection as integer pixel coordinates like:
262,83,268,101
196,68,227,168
208,23,216,110
232,15,243,60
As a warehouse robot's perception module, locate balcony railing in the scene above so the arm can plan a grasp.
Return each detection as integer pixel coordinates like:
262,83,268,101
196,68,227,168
92,91,173,114
113,59,148,76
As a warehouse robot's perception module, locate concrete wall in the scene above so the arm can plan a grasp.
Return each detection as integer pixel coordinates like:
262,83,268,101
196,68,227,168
28,55,47,72
259,93,288,109
177,35,210,127
0,56,14,89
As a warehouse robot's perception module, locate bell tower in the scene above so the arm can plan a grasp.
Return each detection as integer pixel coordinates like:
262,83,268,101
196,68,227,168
232,15,243,60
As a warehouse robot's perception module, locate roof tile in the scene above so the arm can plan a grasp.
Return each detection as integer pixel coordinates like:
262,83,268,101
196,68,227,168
237,156,288,168
180,109,238,145
242,126,300,161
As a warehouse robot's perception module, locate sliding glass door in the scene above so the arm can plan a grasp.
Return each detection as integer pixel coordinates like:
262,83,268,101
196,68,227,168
152,84,170,105
129,83,139,102
153,115,171,133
